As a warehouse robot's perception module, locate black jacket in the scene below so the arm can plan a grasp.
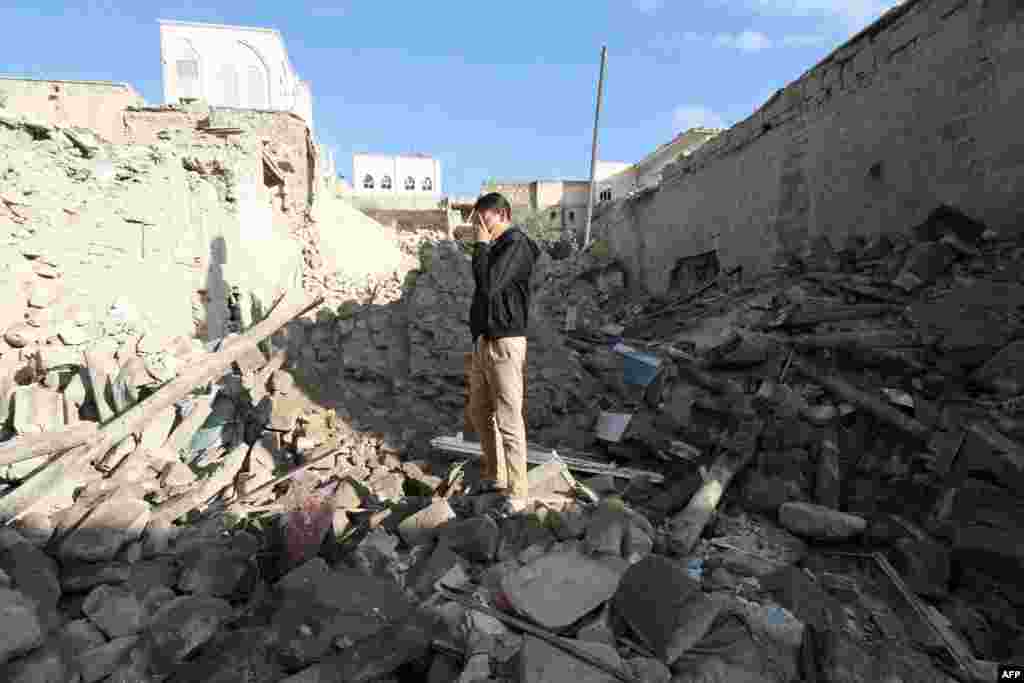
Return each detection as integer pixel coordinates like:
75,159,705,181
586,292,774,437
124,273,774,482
470,226,541,342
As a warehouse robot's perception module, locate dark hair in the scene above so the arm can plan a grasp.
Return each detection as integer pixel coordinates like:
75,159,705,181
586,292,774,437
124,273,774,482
474,192,511,216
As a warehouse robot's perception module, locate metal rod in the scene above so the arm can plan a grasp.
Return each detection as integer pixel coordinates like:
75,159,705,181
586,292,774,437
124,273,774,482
438,585,639,683
581,45,607,252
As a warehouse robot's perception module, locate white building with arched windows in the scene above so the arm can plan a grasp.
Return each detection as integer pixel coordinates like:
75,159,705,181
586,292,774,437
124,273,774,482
159,19,314,130
349,153,442,210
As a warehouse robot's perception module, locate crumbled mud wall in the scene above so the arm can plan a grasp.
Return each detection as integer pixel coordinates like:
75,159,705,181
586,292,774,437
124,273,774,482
0,77,143,143
0,110,302,344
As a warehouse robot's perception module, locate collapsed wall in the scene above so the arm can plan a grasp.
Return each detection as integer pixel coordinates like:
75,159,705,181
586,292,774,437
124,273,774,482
600,0,1024,296
0,77,144,143
0,104,304,346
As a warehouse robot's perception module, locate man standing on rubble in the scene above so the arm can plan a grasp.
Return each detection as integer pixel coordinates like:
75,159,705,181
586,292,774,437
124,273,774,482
467,192,541,516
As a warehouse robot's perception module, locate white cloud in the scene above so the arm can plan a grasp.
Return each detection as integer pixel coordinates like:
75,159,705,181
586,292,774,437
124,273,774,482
713,30,774,51
672,105,727,132
743,0,901,30
631,0,664,13
651,29,827,54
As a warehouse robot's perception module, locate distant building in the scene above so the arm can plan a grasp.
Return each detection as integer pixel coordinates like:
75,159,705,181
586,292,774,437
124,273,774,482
596,127,722,203
158,19,314,129
348,153,443,211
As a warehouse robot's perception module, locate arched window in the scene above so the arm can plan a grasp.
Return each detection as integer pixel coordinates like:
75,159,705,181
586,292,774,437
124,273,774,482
176,59,200,99
404,176,416,191
246,65,268,109
363,174,375,189
568,210,576,222
422,177,433,191
170,38,202,102
549,211,557,221
600,189,612,202
381,175,393,190
218,64,240,107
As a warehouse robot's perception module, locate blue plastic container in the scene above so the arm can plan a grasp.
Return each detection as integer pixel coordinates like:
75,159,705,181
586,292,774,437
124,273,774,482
622,352,661,386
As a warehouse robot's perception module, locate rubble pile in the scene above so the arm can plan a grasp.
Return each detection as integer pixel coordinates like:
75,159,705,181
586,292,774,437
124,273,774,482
1,103,1022,681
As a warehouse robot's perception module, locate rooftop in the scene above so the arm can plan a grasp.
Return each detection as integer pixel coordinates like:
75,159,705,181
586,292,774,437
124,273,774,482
157,19,283,37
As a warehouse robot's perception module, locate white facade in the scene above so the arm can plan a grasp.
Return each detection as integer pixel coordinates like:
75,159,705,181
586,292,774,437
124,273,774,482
159,19,314,129
596,128,722,203
352,153,442,198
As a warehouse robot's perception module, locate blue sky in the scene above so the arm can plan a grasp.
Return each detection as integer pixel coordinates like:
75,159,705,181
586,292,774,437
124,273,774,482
1,1,896,195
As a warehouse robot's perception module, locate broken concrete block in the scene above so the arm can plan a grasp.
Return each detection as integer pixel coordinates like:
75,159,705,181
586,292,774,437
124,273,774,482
4,322,38,348
11,385,62,435
440,516,500,563
778,502,866,541
502,547,624,631
136,405,176,453
527,460,576,499
613,555,720,665
519,635,623,683
36,346,84,372
27,282,58,309
397,499,456,547
57,321,90,346
76,635,139,683
0,588,44,665
59,497,151,563
82,585,147,638
147,595,233,672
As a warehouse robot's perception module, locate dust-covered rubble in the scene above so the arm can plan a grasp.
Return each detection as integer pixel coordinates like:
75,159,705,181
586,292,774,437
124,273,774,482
0,108,1021,682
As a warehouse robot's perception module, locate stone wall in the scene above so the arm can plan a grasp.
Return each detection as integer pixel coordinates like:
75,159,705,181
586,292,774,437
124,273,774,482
601,0,1024,296
0,78,143,143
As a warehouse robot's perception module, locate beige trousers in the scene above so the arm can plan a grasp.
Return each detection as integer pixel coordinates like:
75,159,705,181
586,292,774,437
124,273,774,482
468,336,528,499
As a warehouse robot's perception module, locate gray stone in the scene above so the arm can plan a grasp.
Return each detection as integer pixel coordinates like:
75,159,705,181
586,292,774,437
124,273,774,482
0,535,61,625
440,515,500,563
0,589,44,664
82,584,147,638
76,635,138,683
0,642,67,683
302,612,435,683
406,542,463,597
584,504,626,556
59,497,151,562
277,557,329,593
61,561,132,593
502,548,624,630
59,618,107,656
177,546,249,597
397,499,456,547
125,557,178,599
147,595,233,671
778,502,866,541
274,568,413,670
520,635,623,683
161,628,282,683
613,555,724,665
544,505,584,541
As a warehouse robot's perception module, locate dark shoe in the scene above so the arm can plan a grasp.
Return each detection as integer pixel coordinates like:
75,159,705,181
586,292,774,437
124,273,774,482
486,496,527,521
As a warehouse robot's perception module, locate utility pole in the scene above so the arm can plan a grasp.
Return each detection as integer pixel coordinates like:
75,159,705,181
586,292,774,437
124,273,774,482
581,45,607,252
